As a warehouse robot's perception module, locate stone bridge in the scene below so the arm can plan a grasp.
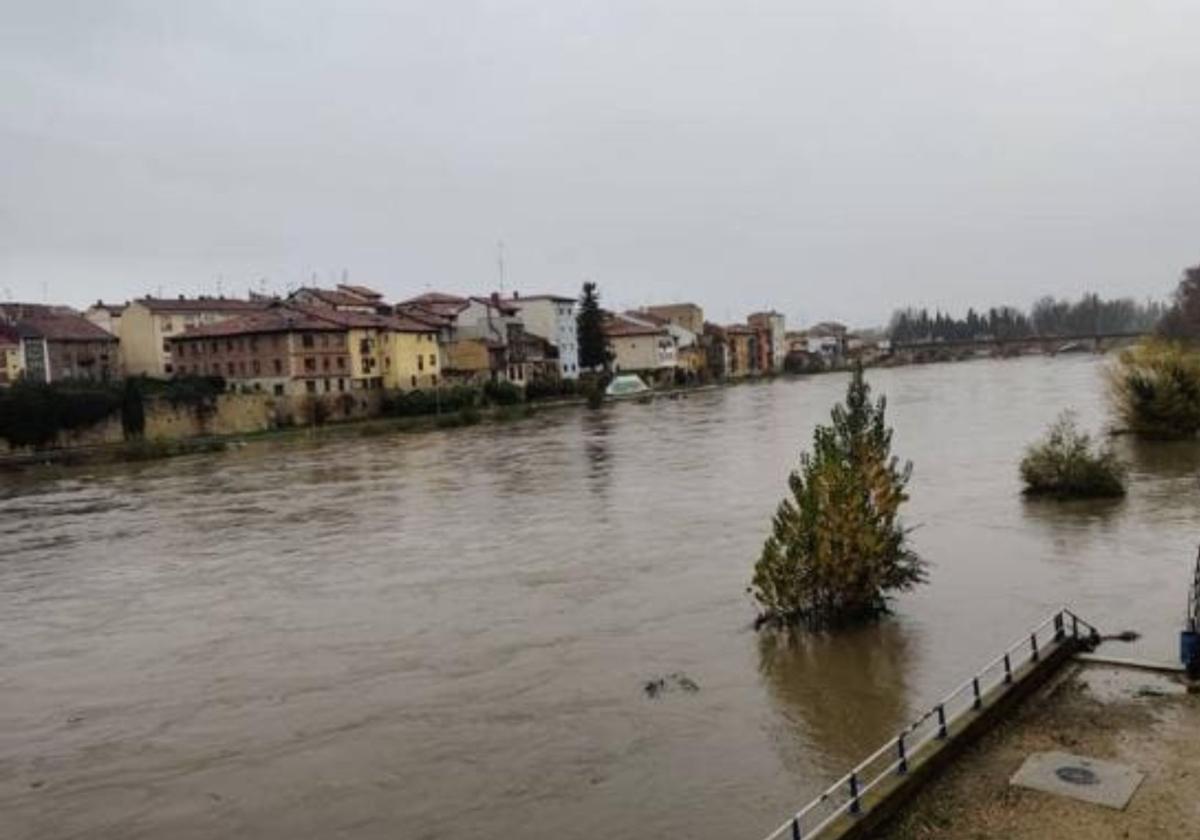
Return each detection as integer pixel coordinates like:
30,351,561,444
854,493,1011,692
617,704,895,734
888,332,1147,362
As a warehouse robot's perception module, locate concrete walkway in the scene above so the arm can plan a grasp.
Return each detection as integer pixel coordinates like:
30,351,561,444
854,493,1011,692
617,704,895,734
877,659,1200,839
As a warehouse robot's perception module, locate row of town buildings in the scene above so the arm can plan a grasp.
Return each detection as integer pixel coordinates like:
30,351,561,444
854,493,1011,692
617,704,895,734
1,285,867,394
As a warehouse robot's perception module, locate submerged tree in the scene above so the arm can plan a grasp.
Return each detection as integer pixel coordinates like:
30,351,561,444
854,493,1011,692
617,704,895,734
752,365,925,629
1020,411,1126,498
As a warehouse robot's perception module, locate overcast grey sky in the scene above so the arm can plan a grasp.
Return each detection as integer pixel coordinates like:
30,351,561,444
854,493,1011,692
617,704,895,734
2,0,1198,326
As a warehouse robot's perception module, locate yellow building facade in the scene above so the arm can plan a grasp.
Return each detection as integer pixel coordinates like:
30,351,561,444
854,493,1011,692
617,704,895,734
383,329,441,390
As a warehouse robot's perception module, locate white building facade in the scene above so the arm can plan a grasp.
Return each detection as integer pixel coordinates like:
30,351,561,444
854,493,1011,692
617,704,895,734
509,294,579,378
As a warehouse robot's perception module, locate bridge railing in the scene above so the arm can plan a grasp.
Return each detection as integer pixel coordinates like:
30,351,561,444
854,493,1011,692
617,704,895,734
758,607,1100,840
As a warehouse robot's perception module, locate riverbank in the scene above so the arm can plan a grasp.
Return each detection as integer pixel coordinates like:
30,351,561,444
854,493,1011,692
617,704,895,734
1,347,1141,472
0,378,739,471
879,660,1200,839
0,396,584,471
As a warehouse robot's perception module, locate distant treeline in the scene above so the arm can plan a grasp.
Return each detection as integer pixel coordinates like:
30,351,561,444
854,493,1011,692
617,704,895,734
888,294,1166,345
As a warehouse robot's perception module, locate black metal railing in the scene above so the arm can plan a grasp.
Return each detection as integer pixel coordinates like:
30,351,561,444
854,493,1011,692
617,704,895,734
758,607,1100,840
1187,546,1200,634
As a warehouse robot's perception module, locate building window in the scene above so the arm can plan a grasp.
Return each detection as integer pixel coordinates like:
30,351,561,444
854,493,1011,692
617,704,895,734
428,354,436,367
252,359,261,375
324,379,331,392
411,375,417,388
226,340,233,351
273,384,284,396
305,357,316,372
337,378,345,392
249,337,257,351
321,335,329,348
162,340,171,352
238,361,246,375
302,334,314,348
273,359,282,375
418,355,424,371
210,341,218,353
432,374,438,386
305,380,317,394
273,335,282,349
165,363,174,374
337,356,345,369
227,362,235,375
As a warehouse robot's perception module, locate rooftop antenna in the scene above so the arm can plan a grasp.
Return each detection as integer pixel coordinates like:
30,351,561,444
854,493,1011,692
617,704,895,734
217,275,224,297
497,240,506,293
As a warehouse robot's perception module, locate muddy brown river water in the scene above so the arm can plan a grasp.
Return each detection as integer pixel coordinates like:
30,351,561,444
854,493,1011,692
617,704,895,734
2,356,1198,840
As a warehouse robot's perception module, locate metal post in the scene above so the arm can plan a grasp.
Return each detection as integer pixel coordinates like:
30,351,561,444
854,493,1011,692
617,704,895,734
791,817,801,840
1003,652,1013,684
1054,613,1065,642
1072,614,1079,639
1031,633,1039,662
936,703,947,739
848,772,861,816
897,734,908,775
972,676,982,710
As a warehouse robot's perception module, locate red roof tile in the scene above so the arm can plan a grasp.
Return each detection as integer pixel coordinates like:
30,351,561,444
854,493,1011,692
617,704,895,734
135,296,272,314
0,304,119,342
166,306,343,340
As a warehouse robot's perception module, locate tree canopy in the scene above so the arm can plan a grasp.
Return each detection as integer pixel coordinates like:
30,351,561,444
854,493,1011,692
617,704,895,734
577,281,608,371
1158,264,1200,340
888,294,1164,345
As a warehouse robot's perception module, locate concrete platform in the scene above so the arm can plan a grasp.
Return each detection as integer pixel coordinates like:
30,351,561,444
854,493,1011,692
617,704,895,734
1010,750,1144,810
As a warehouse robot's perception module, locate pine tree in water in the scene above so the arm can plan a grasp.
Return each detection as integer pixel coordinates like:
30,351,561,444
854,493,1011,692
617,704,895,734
752,364,925,629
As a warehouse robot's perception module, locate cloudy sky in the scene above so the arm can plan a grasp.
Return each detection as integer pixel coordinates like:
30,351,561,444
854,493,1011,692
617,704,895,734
2,0,1198,326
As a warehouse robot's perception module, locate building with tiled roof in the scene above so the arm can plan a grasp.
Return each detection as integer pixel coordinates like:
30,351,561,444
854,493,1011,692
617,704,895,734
288,285,384,314
602,313,677,376
397,292,530,385
119,296,273,377
0,303,120,383
166,303,442,395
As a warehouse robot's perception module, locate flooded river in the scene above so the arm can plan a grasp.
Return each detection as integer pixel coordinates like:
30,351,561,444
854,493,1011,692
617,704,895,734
3,356,1198,840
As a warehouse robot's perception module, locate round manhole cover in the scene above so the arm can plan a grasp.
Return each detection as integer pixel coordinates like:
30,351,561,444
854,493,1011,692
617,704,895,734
1055,765,1099,786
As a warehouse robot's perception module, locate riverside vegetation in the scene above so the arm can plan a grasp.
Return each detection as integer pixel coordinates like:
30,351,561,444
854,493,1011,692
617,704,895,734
1108,264,1200,440
751,365,926,630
